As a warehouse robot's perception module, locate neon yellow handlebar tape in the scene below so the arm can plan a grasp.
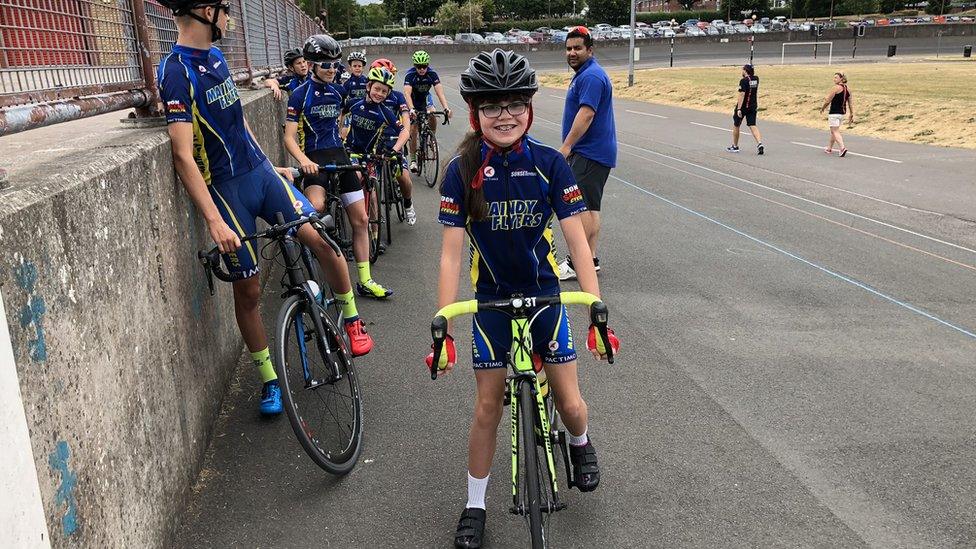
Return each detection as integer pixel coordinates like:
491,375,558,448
434,292,600,321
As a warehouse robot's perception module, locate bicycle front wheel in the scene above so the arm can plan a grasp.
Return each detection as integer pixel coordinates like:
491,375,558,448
275,294,363,475
518,383,547,548
423,132,439,188
327,195,353,261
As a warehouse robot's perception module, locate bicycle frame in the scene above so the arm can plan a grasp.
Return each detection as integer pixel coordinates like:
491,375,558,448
430,292,614,519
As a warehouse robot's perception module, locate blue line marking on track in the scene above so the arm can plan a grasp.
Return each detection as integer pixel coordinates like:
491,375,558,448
610,175,976,341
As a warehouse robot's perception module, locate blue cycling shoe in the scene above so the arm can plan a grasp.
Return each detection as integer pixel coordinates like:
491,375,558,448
260,380,283,416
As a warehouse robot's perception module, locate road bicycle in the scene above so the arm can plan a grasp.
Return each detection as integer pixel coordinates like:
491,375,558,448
198,212,363,475
429,292,615,548
351,150,405,261
413,110,449,188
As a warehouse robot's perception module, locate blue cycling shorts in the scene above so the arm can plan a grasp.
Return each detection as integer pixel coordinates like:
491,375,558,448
208,160,315,280
472,303,577,369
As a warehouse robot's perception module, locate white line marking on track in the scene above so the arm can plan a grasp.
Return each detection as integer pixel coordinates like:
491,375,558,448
530,112,976,258
610,174,976,341
791,141,902,164
549,94,566,100
625,109,668,119
690,122,731,132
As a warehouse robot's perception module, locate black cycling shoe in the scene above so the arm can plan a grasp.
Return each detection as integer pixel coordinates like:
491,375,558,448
569,439,600,492
454,507,486,549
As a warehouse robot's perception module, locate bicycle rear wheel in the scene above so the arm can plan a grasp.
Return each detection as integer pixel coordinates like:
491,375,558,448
382,162,393,245
518,382,547,548
275,294,363,475
366,178,382,264
326,195,353,261
423,131,439,188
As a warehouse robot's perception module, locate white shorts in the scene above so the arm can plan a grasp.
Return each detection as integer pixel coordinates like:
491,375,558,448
828,114,845,128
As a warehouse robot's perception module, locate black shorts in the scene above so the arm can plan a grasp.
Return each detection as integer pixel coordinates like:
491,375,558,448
568,153,611,212
303,148,361,196
733,109,757,127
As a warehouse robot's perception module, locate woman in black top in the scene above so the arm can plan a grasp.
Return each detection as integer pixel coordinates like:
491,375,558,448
820,72,854,157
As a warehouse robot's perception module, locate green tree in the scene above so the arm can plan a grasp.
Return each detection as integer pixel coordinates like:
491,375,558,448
383,0,444,26
840,0,877,15
678,0,699,10
361,3,391,28
436,1,463,33
878,0,905,13
722,0,771,19
586,0,629,24
924,0,949,14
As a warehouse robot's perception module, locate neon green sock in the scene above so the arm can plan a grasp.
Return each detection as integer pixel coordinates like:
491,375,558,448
336,290,359,321
250,348,276,383
357,261,372,285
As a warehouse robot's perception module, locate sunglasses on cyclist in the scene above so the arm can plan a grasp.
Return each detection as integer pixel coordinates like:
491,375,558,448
478,101,529,119
320,61,341,69
215,2,231,13
415,64,429,69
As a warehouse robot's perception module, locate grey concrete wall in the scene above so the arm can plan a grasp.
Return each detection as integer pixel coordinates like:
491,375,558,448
0,90,285,548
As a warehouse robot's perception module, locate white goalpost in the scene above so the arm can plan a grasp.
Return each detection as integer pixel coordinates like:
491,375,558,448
781,41,834,65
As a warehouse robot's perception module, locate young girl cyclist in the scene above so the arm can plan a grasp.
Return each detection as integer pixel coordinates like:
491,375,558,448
426,49,620,548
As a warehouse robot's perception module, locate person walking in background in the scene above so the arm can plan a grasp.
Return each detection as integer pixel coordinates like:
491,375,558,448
727,64,764,155
821,72,854,157
557,26,617,282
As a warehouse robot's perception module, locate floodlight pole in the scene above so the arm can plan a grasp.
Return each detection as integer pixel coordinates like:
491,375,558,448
628,0,637,87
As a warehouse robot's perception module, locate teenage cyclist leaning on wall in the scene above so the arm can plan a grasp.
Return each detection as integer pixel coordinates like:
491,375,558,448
157,0,373,417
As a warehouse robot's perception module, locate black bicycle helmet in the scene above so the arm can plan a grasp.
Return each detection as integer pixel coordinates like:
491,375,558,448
283,48,303,67
303,34,342,63
159,0,225,41
158,0,221,15
458,49,538,101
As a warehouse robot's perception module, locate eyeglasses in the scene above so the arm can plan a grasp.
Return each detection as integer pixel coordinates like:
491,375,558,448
479,101,529,119
415,64,428,69
320,61,341,69
216,3,231,13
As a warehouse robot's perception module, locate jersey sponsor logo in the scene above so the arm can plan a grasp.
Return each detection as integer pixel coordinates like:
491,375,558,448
562,184,584,205
483,166,495,178
511,169,534,178
487,200,543,230
166,100,187,114
292,199,303,212
213,60,222,69
309,104,341,118
286,106,297,116
205,76,241,110
548,340,559,352
198,65,207,72
440,196,460,216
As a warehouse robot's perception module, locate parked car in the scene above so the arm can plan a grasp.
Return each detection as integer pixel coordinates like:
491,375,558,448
594,23,614,31
432,35,454,44
760,17,771,25
535,27,557,36
706,25,720,35
550,31,568,43
455,32,486,44
751,23,767,33
734,24,750,33
682,19,700,28
484,31,506,43
685,26,706,36
659,27,676,38
636,22,651,29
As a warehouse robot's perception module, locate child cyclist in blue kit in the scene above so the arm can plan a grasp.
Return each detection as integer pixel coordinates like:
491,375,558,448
426,49,620,548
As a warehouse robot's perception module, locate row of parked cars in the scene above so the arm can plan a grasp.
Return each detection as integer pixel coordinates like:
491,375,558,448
342,15,975,46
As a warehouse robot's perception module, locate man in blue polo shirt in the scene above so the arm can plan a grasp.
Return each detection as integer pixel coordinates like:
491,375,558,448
557,26,617,282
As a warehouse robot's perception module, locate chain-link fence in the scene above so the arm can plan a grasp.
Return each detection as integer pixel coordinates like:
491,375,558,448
0,0,322,135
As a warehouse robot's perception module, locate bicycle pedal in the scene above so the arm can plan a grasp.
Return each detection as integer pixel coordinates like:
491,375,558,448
509,505,524,516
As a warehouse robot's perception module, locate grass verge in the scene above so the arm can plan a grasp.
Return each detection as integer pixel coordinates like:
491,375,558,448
539,61,976,149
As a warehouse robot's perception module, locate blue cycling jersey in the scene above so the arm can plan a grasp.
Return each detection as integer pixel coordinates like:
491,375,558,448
403,67,440,102
343,73,368,105
344,98,404,154
382,90,409,138
285,77,347,153
438,136,587,297
158,44,266,185
276,72,309,93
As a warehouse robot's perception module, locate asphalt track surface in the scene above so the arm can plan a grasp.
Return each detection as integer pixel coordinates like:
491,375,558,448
178,55,976,547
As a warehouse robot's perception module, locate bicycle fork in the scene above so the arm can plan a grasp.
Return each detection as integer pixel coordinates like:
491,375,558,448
280,235,342,386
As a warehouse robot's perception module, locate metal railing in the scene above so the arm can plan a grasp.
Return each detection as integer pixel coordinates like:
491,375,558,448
0,0,322,136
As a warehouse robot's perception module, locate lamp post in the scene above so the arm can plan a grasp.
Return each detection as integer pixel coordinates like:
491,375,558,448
628,0,636,86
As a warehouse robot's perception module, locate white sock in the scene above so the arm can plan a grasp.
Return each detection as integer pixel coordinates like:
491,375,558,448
568,428,588,447
466,472,489,510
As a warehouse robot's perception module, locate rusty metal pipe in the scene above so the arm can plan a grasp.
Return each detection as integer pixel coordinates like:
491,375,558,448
0,89,150,136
